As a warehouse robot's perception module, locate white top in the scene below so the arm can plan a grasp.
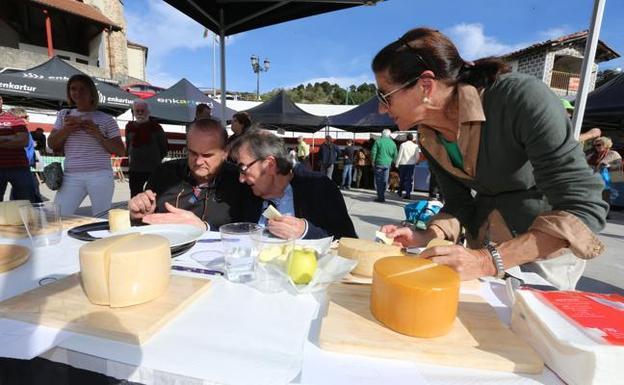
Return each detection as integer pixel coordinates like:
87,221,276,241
395,140,420,166
53,109,120,173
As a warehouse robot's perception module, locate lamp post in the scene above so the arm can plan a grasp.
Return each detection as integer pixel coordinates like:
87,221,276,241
250,55,270,100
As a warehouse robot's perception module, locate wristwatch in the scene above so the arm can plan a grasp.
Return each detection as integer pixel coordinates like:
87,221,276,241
485,242,505,279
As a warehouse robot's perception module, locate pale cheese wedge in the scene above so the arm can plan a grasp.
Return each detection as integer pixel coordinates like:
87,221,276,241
108,209,131,233
338,237,402,277
262,205,282,220
425,238,454,248
0,200,29,225
375,231,394,245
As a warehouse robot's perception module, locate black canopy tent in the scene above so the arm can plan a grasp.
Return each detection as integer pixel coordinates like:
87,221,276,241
326,96,396,133
583,72,624,130
0,56,136,116
243,90,326,133
162,0,381,122
143,78,236,124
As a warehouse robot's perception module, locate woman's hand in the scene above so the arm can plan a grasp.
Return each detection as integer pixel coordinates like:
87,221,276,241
419,245,496,280
380,224,432,248
82,120,104,141
62,116,82,133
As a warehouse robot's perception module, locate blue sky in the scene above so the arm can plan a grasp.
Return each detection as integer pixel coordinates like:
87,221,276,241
125,0,624,94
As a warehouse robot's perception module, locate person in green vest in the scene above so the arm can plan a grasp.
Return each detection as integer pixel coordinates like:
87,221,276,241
370,129,398,202
374,27,607,290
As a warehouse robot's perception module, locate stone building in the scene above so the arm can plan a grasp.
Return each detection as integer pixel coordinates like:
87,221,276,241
500,31,619,97
0,0,145,84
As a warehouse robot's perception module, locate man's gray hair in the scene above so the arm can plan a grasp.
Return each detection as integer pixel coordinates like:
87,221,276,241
132,100,149,110
228,129,292,175
382,129,391,137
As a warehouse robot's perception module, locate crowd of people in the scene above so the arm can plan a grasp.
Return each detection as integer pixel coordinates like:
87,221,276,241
1,26,623,289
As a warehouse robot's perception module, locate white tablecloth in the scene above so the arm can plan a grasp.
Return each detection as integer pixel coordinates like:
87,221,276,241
0,231,564,385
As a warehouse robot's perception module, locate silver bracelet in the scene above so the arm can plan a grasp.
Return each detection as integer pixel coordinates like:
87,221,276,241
485,242,505,279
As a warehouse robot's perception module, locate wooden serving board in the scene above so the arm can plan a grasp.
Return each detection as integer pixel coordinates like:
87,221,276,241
0,216,98,239
0,244,30,273
318,284,543,374
0,273,211,344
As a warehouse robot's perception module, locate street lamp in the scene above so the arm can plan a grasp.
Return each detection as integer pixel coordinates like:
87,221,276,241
250,55,270,100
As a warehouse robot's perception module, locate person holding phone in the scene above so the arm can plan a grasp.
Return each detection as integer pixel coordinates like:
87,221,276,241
48,74,125,216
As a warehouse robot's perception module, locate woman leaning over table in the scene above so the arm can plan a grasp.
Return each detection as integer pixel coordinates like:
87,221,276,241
377,28,607,290
48,74,125,217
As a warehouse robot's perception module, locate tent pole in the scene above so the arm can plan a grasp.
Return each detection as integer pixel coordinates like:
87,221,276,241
219,8,227,125
572,0,606,140
311,135,315,170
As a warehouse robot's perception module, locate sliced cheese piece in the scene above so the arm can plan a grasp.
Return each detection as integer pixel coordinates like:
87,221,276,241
79,233,171,307
0,200,30,225
108,209,131,233
425,238,454,248
371,256,460,338
108,234,171,307
262,205,282,220
374,231,394,245
338,237,402,277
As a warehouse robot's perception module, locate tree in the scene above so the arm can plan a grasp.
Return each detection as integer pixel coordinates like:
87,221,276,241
595,69,622,89
260,81,379,105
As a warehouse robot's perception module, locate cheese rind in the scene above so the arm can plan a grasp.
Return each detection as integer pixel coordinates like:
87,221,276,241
79,233,171,307
338,238,402,277
108,209,131,233
0,200,30,225
371,256,460,338
108,235,171,307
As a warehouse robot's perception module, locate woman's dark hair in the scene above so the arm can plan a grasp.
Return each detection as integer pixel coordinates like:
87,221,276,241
232,111,252,132
372,27,510,90
66,74,99,108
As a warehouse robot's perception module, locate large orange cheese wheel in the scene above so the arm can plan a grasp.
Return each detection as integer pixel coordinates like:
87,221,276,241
370,256,460,338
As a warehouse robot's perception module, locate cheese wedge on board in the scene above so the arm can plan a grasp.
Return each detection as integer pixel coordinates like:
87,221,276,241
79,233,171,307
425,238,454,248
338,238,402,277
374,231,394,245
108,209,131,233
371,256,460,338
0,200,29,225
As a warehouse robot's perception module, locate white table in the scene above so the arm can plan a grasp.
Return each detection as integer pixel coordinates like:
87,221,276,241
0,231,564,385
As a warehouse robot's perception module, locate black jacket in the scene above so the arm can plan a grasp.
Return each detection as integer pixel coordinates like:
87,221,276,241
248,165,357,240
146,159,258,230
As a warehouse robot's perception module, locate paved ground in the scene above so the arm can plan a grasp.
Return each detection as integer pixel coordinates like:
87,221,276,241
7,178,623,292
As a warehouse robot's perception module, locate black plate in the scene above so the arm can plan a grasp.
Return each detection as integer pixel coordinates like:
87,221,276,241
67,221,196,258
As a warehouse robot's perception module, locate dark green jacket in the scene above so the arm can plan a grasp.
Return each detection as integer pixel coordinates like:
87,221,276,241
425,73,607,239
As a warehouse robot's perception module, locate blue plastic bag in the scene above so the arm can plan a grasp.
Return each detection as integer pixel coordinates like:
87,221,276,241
600,166,611,190
404,199,443,230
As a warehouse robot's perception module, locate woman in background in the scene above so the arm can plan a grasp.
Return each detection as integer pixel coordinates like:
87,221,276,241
587,136,622,206
48,74,125,216
227,111,252,145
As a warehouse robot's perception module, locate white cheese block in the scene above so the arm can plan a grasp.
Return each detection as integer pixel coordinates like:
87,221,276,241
262,205,282,220
337,238,402,277
108,209,131,233
0,200,29,225
511,290,624,385
374,231,394,245
79,233,171,307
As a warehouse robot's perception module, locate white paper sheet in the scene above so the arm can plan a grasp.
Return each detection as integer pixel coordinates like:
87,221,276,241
0,318,72,359
59,277,320,385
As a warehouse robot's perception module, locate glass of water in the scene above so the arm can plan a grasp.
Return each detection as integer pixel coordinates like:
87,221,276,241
219,222,262,283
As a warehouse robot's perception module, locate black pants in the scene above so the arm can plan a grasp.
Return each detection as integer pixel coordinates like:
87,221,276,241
129,171,152,198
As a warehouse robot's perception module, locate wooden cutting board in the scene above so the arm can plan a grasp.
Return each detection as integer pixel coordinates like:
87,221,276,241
0,216,97,239
0,244,30,273
318,284,543,374
0,273,211,344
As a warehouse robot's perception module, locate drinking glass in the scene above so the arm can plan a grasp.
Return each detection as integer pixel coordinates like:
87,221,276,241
19,202,62,247
219,222,262,283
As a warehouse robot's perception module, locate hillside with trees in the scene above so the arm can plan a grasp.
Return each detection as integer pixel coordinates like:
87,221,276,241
239,81,377,104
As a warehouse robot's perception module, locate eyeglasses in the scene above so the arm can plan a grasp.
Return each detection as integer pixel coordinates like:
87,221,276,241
376,76,421,108
237,158,263,175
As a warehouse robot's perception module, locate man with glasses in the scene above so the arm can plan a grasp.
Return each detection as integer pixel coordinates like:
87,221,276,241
128,118,256,230
228,129,356,240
